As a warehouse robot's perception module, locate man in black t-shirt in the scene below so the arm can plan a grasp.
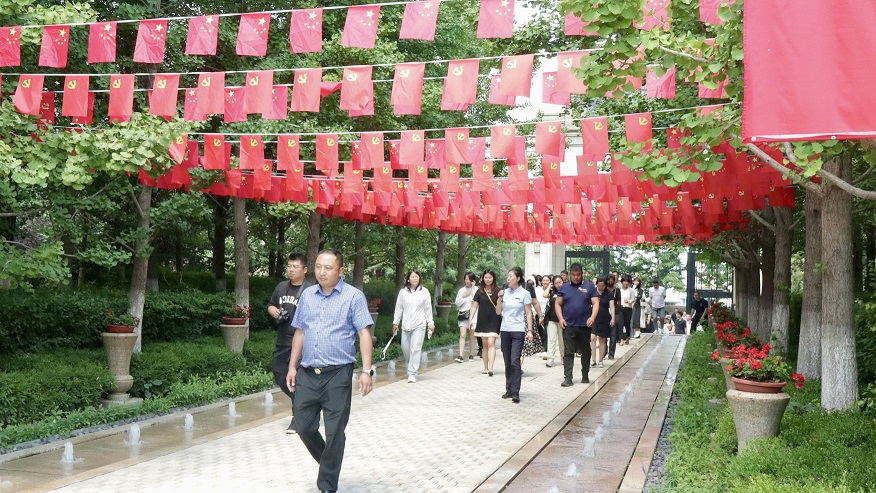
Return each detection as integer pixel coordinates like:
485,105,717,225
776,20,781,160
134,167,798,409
689,291,709,332
268,253,311,434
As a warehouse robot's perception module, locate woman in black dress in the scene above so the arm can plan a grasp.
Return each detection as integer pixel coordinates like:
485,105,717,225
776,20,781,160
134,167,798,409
590,276,615,369
469,269,501,376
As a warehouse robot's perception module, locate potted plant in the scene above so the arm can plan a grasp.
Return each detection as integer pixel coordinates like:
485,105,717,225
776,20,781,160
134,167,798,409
725,347,805,393
105,311,139,333
436,294,453,319
367,298,381,325
221,303,251,325
220,303,251,353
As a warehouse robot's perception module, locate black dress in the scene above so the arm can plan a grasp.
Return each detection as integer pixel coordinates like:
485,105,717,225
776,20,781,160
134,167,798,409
593,288,613,338
473,288,501,336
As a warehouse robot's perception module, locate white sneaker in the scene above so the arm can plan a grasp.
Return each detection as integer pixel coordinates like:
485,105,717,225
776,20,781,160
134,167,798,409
407,375,417,383
633,331,641,339
598,362,604,368
546,358,554,367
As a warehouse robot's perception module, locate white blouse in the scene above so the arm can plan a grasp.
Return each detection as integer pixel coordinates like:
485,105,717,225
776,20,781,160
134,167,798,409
393,286,435,331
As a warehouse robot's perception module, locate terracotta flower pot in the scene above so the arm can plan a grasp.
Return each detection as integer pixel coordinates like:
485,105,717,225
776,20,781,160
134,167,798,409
723,349,743,359
222,316,247,325
436,303,452,320
731,377,787,393
105,324,136,334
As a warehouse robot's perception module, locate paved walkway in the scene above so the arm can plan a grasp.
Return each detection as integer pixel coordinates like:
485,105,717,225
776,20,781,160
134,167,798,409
0,334,684,493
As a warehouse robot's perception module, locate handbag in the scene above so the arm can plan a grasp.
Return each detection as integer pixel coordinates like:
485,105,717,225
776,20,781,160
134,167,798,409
457,310,470,322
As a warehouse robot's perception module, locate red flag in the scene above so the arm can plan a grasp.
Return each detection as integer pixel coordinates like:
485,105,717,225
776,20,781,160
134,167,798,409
39,25,70,68
542,72,570,106
469,137,487,164
425,139,446,169
290,9,323,53
472,161,494,191
508,158,528,191
224,87,247,123
445,128,470,164
183,88,206,122
477,0,514,39
400,1,440,41
240,135,264,170
400,130,425,167
698,74,728,99
361,132,384,170
264,86,288,120
409,162,429,191
186,15,219,55
0,27,21,67
133,19,168,64
535,122,564,156
646,66,676,99
488,75,515,106
700,0,735,25
315,134,340,175
565,11,598,36
149,74,179,118
557,50,589,94
291,68,321,112
542,156,562,189
341,5,381,49
499,54,533,97
62,76,89,117
237,13,270,56
88,22,116,63
203,135,229,170
197,72,225,115
168,134,188,164
387,140,400,168
71,92,95,124
277,135,300,171
442,59,479,105
625,113,653,142
253,161,273,192
667,127,690,149
243,70,273,114
39,92,55,123
580,117,609,154
340,66,373,111
13,75,44,115
634,0,671,31
490,125,516,158
391,62,425,115
108,74,135,118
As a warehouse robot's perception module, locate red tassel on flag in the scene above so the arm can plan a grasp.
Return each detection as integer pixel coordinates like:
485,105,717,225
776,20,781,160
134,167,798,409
88,22,116,64
237,13,270,56
39,25,70,68
290,9,323,53
133,19,168,64
186,15,219,55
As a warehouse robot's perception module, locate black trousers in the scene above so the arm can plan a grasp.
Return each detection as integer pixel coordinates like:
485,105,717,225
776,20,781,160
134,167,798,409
608,310,624,358
563,325,592,381
622,307,633,339
272,345,294,400
501,331,524,399
293,364,354,492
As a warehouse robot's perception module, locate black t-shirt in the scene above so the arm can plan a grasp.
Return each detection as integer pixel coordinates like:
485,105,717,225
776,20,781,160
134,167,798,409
691,298,709,319
269,280,311,348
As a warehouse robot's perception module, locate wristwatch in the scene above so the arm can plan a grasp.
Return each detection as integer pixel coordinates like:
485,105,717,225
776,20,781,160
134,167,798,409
361,367,375,377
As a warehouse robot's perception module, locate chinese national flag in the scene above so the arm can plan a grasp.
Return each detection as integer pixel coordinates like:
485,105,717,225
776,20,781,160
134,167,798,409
133,19,168,64
401,130,425,167
442,59,479,105
361,132,384,170
186,15,219,55
183,88,206,122
499,54,533,97
203,135,229,170
445,128,470,164
291,68,321,112
62,76,89,117
557,50,589,94
625,113,653,142
700,0,734,25
315,134,340,175
0,27,21,67
264,86,288,120
490,125,516,158
39,92,55,123
535,122,564,156
634,0,671,31
488,75,515,106
88,22,116,63
197,72,225,115
39,25,70,68
240,135,264,170
290,9,323,53
565,11,599,36
400,1,440,40
425,139,445,169
108,74,135,118
542,72,570,106
237,13,270,56
581,117,609,155
667,127,690,149
13,75,44,115
224,87,247,123
149,74,179,118
243,70,273,114
277,135,300,171
469,137,486,164
646,66,676,99
340,66,373,111
391,62,425,115
341,5,381,49
477,0,514,39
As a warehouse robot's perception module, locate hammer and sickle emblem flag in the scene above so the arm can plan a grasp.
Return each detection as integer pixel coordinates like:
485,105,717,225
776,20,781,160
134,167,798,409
535,121,563,156
392,62,425,115
452,66,464,76
62,75,90,118
327,138,336,147
499,54,533,97
443,59,479,106
624,112,652,143
557,50,589,94
490,125,516,159
22,78,30,88
213,138,222,146
156,79,167,89
67,80,77,90
398,69,410,78
112,78,121,89
457,132,466,141
249,75,259,86
243,70,273,114
581,116,609,155
276,135,300,171
340,66,373,112
346,72,358,82
291,68,321,113
411,133,421,142
203,134,229,170
148,74,179,118
108,74,134,118
196,72,224,115
297,73,308,84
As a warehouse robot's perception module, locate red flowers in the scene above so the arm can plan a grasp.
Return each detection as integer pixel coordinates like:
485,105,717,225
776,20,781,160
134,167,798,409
792,373,806,390
711,351,720,361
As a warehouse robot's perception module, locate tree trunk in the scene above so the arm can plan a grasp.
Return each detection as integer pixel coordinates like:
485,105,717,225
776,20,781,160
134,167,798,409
434,231,448,310
820,155,857,411
305,211,322,283
798,188,823,379
395,226,406,291
233,197,249,312
853,224,864,290
353,221,365,289
211,196,229,292
735,264,749,316
127,186,152,353
146,247,159,293
758,239,775,342
267,216,277,279
771,206,793,354
456,234,469,287
276,217,286,278
747,260,760,332
865,225,875,288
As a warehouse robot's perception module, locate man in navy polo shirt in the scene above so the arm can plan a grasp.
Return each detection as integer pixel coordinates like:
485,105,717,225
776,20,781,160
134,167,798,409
556,263,600,386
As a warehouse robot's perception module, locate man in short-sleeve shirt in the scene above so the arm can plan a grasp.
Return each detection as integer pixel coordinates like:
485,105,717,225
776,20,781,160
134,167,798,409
556,263,600,386
286,249,374,493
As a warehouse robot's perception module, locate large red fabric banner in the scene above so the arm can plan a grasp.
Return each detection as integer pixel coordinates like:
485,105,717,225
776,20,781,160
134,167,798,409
743,0,876,141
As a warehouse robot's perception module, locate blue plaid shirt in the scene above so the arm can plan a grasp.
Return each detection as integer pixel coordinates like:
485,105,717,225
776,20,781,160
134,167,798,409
291,279,373,367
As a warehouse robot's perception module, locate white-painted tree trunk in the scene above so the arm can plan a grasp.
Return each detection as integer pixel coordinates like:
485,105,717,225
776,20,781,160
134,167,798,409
771,206,793,354
798,190,822,379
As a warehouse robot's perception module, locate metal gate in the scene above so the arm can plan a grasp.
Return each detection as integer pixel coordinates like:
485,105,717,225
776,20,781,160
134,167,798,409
565,249,610,278
685,250,734,309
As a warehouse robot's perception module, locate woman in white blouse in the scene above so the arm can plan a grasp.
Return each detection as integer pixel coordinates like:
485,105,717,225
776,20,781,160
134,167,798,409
454,272,478,363
393,270,435,383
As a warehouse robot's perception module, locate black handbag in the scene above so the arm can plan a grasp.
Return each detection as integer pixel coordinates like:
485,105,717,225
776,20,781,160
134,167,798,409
457,310,470,322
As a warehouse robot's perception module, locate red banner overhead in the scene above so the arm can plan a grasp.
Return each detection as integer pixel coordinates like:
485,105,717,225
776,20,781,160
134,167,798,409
742,0,876,142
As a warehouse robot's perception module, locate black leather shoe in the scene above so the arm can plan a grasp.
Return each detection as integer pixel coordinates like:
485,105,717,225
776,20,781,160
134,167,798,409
512,397,520,403
561,379,574,387
582,375,590,384
502,392,512,399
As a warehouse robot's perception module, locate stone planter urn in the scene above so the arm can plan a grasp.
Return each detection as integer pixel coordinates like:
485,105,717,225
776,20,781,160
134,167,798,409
220,320,249,353
101,332,143,407
726,386,791,453
369,311,379,326
436,303,452,320
719,357,736,391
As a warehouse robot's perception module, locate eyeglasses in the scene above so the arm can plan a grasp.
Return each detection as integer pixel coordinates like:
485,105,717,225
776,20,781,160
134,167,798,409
287,265,303,270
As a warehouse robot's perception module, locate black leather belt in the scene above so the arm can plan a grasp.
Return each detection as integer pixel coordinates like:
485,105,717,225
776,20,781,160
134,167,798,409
304,364,349,375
